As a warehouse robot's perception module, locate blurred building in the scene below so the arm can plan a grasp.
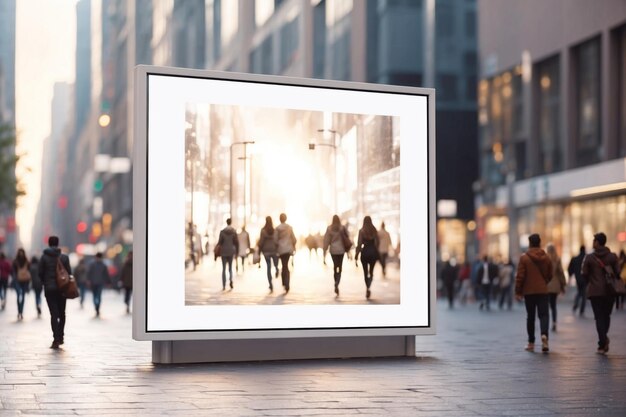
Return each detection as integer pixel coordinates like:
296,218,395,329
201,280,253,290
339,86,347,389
0,0,16,253
476,0,626,263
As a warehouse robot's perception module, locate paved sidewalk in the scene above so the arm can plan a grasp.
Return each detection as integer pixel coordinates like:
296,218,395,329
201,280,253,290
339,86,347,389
1,289,625,416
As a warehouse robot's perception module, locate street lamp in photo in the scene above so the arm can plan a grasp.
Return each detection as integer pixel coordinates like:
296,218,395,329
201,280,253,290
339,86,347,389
310,128,340,214
186,129,200,269
229,141,255,223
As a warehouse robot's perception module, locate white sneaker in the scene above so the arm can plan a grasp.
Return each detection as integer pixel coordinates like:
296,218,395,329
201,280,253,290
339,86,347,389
541,335,549,353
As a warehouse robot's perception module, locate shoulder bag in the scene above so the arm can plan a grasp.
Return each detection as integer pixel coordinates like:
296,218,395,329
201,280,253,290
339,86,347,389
56,258,71,289
593,255,626,296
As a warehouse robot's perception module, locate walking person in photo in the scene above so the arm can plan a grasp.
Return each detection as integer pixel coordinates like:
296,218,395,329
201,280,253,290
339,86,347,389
12,248,31,321
258,216,279,292
236,225,250,273
276,213,297,294
378,222,392,278
355,216,379,299
616,249,626,310
323,215,349,296
217,218,239,290
121,251,133,314
73,258,88,308
441,259,459,309
457,261,472,305
87,252,110,317
568,245,587,316
515,234,552,353
581,232,619,355
498,258,515,310
477,256,498,310
29,256,43,317
0,252,11,310
546,243,567,332
39,236,72,349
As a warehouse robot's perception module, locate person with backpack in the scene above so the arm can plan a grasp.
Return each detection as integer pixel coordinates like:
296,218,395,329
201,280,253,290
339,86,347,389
39,236,72,349
217,218,239,291
581,232,619,355
12,248,31,321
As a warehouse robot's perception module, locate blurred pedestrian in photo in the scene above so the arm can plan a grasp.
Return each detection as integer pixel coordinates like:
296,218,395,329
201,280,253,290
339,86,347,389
12,248,31,321
258,216,278,292
378,222,392,278
616,249,626,310
498,258,515,310
515,233,552,353
568,245,587,316
441,258,459,308
581,232,619,355
39,236,72,349
276,213,297,294
546,243,567,332
323,215,349,296
236,225,250,273
355,215,379,299
87,252,110,317
477,256,498,311
217,218,239,290
0,252,11,310
121,251,133,313
29,256,42,317
457,261,472,305
74,258,88,308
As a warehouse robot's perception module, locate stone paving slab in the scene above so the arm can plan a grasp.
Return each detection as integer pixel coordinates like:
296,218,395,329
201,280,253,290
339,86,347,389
1,288,625,415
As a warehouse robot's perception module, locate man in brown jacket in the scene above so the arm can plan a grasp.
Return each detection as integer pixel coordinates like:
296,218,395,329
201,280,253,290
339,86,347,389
581,232,619,355
515,233,553,353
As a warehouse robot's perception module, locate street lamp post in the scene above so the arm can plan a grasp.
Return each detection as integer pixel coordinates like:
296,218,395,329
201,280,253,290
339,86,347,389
310,129,340,214
229,141,255,224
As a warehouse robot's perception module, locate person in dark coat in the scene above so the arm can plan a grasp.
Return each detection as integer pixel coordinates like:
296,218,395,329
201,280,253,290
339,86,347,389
581,232,619,355
568,245,587,316
87,252,110,317
218,218,239,290
355,216,379,299
73,258,88,308
476,256,499,311
39,236,72,349
258,216,278,292
121,251,133,314
29,256,43,317
441,259,459,308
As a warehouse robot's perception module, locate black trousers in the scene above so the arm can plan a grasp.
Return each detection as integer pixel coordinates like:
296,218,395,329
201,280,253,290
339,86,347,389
548,293,558,324
280,254,291,290
45,290,67,343
331,254,344,286
590,296,615,349
524,294,549,343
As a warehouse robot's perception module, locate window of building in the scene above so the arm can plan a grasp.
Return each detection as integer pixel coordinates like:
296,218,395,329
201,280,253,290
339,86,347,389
574,37,601,166
313,0,326,79
536,55,561,175
250,35,273,74
464,10,475,38
437,74,458,101
279,15,300,72
435,1,454,38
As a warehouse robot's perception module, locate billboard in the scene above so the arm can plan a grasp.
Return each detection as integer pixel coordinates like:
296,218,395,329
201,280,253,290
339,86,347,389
133,66,435,341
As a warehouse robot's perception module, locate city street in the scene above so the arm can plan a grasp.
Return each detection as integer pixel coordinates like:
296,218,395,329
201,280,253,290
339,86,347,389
1,288,625,416
185,249,401,305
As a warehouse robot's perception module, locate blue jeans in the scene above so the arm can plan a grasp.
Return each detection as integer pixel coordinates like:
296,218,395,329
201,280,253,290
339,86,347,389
221,256,233,288
78,282,87,306
16,282,29,314
34,287,42,310
92,285,103,313
264,255,278,287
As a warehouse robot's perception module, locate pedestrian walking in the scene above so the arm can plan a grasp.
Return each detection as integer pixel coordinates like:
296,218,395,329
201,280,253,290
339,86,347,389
515,233,552,353
12,248,31,321
457,261,472,305
39,236,72,349
0,252,11,310
217,218,239,290
355,216,379,299
29,256,43,317
258,216,279,292
276,213,297,294
87,252,110,317
378,222,392,278
236,226,251,273
476,256,498,310
121,251,133,313
441,259,459,308
323,215,349,296
546,243,567,332
498,258,515,310
74,258,88,308
568,246,587,316
616,249,626,310
581,232,619,355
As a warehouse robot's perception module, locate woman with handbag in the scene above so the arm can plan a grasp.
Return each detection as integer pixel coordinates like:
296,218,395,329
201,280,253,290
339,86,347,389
323,215,350,296
12,248,31,321
355,216,380,299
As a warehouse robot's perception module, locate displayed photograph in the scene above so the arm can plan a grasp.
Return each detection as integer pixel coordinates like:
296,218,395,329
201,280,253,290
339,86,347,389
183,103,401,306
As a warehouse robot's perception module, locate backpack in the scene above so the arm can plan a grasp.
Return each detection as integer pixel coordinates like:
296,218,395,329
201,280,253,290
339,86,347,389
17,263,31,283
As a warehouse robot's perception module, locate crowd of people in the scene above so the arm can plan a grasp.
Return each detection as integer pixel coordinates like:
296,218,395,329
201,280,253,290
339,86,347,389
211,213,398,299
0,236,133,349
439,232,626,355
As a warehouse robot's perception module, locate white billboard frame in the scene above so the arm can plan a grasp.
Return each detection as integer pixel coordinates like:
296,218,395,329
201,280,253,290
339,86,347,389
133,65,436,345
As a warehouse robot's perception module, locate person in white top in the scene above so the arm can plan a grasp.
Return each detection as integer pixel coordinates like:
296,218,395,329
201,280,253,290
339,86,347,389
378,222,392,278
236,226,251,273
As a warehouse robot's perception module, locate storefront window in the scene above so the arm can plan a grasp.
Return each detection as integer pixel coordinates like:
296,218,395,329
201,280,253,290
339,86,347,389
575,37,601,166
536,55,561,175
618,26,626,158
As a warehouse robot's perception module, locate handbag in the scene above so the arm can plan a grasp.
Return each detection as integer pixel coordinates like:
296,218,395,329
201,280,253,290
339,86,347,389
56,258,71,289
593,255,626,296
213,244,221,260
62,275,80,299
17,264,31,283
341,229,353,252
252,249,261,264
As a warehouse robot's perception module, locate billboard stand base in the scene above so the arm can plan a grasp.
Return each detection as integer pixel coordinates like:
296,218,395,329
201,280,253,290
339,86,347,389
152,336,416,364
